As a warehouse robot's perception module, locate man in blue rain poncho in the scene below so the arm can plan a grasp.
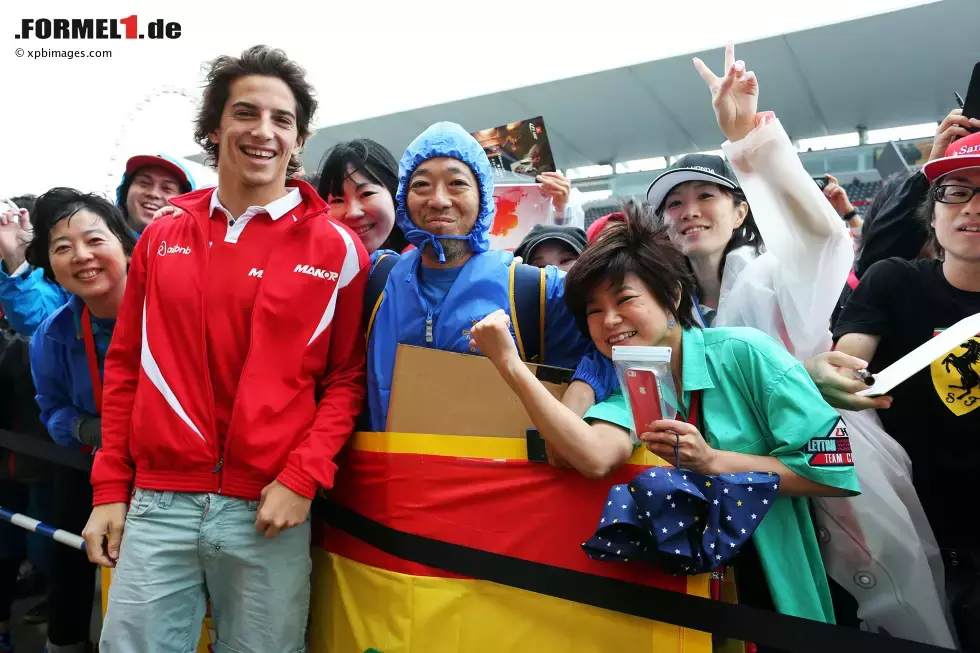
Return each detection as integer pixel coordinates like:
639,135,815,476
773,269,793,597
365,122,612,432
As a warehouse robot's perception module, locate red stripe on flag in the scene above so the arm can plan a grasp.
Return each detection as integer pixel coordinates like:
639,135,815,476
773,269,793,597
325,449,686,593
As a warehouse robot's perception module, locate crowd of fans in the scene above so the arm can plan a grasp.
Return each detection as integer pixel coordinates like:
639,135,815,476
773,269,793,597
1,41,979,652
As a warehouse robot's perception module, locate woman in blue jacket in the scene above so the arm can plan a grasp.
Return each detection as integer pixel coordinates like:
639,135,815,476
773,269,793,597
27,189,136,449
0,155,194,337
24,188,136,653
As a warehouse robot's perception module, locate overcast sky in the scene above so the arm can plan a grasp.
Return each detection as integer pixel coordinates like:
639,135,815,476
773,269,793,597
3,0,935,197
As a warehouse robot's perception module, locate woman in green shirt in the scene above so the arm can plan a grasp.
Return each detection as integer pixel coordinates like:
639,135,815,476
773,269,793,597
469,205,860,624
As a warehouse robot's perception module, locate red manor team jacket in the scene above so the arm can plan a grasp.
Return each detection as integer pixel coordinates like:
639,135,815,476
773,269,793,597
91,182,370,505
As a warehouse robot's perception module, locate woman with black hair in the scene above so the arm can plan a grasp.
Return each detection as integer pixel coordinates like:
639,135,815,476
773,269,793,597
23,187,137,653
27,187,137,449
469,203,858,627
316,138,409,259
646,153,763,326
575,42,857,410
641,43,854,359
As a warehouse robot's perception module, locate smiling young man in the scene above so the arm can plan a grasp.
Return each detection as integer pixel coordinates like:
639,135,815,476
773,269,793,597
833,129,980,649
364,121,612,433
116,154,194,233
83,45,369,652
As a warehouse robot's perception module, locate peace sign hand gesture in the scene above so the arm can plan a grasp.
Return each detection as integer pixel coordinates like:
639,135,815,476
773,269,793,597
693,42,759,143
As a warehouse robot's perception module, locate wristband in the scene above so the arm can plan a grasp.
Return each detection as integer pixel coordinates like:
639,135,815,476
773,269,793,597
73,416,102,448
842,209,859,222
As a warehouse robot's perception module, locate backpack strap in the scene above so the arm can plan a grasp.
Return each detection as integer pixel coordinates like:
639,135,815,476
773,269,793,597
509,260,546,364
364,254,399,339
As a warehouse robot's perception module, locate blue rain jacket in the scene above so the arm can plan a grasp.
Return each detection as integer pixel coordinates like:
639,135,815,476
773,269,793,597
365,122,614,431
0,266,71,336
1,154,195,335
29,296,102,448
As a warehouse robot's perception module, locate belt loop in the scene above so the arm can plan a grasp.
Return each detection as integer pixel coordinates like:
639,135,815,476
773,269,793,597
159,491,175,510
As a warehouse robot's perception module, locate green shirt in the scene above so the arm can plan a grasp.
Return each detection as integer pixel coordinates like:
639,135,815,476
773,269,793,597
585,326,860,624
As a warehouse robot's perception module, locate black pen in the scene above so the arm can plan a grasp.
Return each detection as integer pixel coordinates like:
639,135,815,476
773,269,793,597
955,91,965,109
854,369,875,386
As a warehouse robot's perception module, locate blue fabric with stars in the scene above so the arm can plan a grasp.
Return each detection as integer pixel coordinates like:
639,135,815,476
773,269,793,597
582,467,780,574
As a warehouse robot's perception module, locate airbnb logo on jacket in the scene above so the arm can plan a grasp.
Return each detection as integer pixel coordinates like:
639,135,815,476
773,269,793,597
90,182,371,505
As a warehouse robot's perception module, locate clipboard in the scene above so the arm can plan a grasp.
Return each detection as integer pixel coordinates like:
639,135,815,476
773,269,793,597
857,312,980,396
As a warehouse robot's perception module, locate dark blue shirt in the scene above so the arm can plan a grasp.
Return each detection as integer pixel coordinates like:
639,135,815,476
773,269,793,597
418,265,464,313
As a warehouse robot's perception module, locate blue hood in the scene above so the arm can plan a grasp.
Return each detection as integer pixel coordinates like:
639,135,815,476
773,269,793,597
395,122,495,263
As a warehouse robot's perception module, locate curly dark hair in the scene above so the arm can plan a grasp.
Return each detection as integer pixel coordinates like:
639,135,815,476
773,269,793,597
194,45,317,177
25,188,137,284
564,201,699,338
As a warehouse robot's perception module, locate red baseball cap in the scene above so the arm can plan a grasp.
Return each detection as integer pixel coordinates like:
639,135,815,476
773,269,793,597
124,154,193,190
922,130,980,181
586,212,626,242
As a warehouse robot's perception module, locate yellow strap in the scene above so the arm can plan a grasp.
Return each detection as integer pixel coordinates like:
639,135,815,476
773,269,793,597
537,267,546,363
365,291,385,343
364,254,391,342
356,431,529,459
351,431,666,465
508,260,528,362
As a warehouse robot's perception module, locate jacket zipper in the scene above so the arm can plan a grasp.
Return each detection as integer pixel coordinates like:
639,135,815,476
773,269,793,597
413,258,438,347
175,199,223,492
213,205,328,492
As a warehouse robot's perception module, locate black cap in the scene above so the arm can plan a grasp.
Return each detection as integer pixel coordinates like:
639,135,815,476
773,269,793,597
514,224,588,262
645,153,739,210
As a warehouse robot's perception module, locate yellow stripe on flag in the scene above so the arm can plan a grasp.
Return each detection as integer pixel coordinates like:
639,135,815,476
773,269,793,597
309,549,712,653
351,431,668,466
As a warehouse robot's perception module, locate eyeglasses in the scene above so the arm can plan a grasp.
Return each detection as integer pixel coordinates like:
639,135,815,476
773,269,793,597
934,184,980,204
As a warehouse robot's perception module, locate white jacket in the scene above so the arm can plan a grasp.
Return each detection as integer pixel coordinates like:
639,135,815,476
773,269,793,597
713,118,955,648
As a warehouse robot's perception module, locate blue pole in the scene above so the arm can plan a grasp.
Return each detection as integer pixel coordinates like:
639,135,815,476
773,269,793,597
0,506,86,551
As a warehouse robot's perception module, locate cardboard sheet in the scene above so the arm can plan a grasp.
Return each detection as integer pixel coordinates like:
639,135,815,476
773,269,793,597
386,345,573,438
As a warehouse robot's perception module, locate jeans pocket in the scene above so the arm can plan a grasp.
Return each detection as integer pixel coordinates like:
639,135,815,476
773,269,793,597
246,499,260,512
127,488,157,518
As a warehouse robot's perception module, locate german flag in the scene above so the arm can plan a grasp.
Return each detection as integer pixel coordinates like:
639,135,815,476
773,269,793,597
310,432,714,653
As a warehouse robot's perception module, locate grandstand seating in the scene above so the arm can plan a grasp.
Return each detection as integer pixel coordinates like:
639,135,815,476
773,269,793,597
843,180,883,207
582,178,884,228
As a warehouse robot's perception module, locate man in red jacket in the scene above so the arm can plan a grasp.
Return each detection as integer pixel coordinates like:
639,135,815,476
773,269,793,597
82,45,369,652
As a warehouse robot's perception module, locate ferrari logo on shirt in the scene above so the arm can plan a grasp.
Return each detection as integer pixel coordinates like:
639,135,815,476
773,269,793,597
806,417,853,467
930,329,980,416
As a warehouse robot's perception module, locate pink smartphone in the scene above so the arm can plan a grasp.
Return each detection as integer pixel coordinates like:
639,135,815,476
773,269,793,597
624,368,664,433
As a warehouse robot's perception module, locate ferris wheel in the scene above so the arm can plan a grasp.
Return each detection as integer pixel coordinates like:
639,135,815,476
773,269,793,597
103,85,217,198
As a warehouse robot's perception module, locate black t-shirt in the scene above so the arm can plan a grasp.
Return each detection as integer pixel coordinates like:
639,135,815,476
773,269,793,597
833,257,980,549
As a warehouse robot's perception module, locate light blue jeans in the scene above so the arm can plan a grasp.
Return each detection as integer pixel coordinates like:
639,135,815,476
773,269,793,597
100,489,311,653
